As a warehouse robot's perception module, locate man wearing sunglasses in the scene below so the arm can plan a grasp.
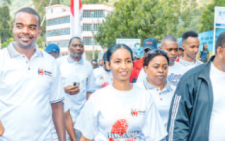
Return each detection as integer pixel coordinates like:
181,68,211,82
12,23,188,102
129,38,157,83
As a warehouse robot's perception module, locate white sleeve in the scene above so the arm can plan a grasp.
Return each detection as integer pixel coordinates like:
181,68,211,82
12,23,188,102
63,94,71,112
87,67,95,93
142,98,167,140
137,68,147,82
75,96,99,140
49,62,64,103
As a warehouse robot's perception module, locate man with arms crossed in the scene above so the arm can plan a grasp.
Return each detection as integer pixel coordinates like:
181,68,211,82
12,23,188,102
0,7,65,140
167,32,225,141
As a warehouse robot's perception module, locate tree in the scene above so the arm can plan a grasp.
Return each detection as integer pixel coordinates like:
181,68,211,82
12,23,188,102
96,0,178,47
0,3,13,44
36,36,45,49
2,38,14,49
198,0,225,32
95,0,201,47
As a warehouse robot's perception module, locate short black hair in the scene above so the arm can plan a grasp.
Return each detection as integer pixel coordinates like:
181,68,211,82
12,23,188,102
15,7,41,26
143,50,169,67
106,44,133,62
103,52,108,62
215,31,225,54
92,59,97,63
182,31,198,42
161,35,177,44
69,37,82,46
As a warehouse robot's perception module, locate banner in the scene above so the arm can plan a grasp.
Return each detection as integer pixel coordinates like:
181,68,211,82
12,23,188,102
215,7,225,28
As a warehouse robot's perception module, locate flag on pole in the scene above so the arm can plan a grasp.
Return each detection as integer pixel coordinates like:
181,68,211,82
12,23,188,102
70,0,82,38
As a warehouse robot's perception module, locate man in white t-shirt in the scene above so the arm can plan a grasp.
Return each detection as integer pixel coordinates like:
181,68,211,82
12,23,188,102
0,7,65,140
167,31,225,141
137,35,186,87
178,31,202,70
57,37,95,141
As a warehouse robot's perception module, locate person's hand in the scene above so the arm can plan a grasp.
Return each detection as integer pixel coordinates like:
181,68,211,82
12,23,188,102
64,85,80,95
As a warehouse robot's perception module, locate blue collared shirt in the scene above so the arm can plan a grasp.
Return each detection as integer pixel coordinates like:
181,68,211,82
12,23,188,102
135,78,175,127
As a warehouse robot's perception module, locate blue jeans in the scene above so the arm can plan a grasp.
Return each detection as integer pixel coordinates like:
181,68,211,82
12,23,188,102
75,129,82,141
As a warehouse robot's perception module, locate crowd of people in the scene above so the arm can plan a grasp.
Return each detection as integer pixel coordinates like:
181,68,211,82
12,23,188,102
0,6,225,141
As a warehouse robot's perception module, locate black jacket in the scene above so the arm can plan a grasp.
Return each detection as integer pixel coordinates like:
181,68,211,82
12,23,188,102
167,57,215,141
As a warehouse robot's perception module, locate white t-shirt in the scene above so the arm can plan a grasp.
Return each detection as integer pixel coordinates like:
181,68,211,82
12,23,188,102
209,62,225,141
135,80,175,127
177,58,203,72
75,85,167,141
137,62,186,87
0,42,64,141
94,67,113,90
57,55,95,123
167,62,187,87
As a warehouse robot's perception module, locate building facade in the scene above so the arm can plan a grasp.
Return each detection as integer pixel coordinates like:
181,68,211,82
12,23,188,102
45,4,114,57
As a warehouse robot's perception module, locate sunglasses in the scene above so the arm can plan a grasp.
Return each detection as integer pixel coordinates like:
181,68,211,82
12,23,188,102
147,49,167,55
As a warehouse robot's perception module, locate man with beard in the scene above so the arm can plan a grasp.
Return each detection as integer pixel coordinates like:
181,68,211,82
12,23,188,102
57,37,95,141
178,31,202,70
0,7,65,140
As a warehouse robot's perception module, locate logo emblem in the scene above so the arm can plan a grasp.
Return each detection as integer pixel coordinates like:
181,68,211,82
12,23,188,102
38,68,52,77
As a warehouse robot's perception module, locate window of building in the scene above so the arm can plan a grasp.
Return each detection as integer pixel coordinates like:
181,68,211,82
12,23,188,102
47,16,70,26
47,28,70,37
82,24,99,31
83,37,98,45
83,10,104,18
47,40,69,48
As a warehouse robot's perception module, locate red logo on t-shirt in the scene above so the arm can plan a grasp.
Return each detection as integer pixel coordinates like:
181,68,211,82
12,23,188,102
108,119,140,141
38,69,44,75
101,82,109,87
131,110,138,116
111,119,128,136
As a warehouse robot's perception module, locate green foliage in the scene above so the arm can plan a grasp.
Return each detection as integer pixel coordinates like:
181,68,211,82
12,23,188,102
36,36,44,49
0,4,13,43
0,0,11,5
198,0,225,32
96,0,202,48
2,38,14,49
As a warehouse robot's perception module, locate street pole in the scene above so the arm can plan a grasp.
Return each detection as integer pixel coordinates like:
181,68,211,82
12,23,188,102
92,12,95,59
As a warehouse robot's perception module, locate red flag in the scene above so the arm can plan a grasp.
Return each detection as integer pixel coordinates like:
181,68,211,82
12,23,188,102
70,0,81,17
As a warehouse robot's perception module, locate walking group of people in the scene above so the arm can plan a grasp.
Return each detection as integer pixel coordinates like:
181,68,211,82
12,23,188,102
0,6,225,141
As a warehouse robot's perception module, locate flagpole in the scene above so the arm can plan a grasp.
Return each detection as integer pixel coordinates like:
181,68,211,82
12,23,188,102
74,0,81,38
